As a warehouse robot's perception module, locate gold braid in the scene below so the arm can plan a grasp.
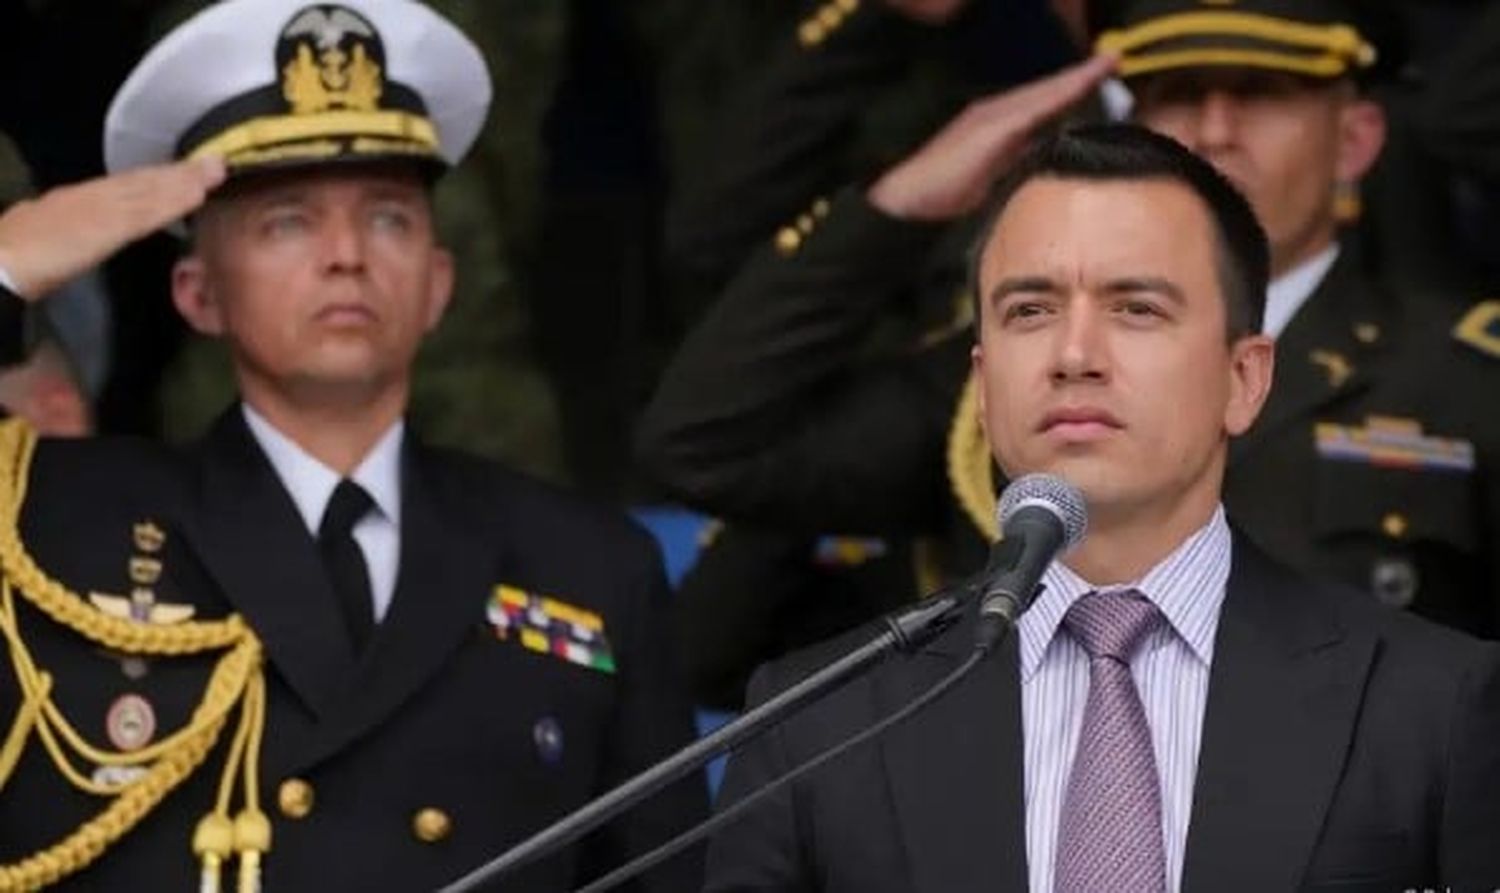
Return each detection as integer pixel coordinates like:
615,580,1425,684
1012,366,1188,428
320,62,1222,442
945,374,999,543
0,419,270,892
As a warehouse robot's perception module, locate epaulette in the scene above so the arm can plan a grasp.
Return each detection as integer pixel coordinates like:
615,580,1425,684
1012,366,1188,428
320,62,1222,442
1453,300,1500,360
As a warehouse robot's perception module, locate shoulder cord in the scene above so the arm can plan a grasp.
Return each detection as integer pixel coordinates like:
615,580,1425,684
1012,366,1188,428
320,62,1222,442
945,374,999,543
0,419,268,892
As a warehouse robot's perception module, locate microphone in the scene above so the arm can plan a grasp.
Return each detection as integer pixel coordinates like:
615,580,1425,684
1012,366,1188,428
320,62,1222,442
976,473,1087,650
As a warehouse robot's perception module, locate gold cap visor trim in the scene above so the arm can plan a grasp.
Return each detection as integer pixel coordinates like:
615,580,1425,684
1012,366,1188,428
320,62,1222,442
186,109,440,167
1098,11,1375,79
1115,47,1357,79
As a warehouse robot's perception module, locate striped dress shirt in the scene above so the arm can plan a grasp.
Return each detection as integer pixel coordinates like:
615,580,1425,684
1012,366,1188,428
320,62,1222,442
1019,505,1232,893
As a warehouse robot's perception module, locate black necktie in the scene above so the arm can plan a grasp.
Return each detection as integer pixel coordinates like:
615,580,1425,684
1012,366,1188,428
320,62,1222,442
318,479,375,652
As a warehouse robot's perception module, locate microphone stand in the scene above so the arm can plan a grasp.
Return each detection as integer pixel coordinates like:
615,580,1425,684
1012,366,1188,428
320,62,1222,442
436,577,985,893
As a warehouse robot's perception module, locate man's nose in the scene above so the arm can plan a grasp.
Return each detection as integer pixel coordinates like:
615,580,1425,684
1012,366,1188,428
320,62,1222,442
1191,89,1239,152
320,214,366,273
1050,296,1109,384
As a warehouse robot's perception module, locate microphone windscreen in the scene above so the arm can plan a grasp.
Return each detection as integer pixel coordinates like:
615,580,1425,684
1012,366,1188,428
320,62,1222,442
996,473,1087,551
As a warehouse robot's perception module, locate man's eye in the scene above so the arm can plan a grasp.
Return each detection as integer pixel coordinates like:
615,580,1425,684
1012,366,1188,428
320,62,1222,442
262,213,309,236
1003,301,1051,322
371,208,413,232
1116,299,1163,319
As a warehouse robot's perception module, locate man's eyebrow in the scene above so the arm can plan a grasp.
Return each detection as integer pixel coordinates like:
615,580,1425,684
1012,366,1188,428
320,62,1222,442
243,189,310,211
987,275,1061,305
1100,276,1185,304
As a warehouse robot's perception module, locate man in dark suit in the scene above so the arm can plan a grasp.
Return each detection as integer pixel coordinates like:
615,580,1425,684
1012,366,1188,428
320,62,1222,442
0,0,704,889
639,0,1500,674
704,125,1500,892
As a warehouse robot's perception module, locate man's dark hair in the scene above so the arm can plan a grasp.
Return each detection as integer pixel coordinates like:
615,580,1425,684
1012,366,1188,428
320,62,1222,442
969,124,1269,340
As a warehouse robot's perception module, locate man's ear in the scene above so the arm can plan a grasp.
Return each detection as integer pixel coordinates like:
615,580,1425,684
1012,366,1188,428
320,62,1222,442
172,254,225,336
1336,96,1387,184
1224,334,1275,437
423,247,455,332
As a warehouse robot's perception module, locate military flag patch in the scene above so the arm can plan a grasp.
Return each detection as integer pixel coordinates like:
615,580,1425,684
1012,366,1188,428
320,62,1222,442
1315,417,1475,473
486,585,616,674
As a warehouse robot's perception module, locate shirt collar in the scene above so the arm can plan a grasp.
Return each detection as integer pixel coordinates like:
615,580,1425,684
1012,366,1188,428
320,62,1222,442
241,403,404,534
1017,504,1232,680
1263,244,1340,338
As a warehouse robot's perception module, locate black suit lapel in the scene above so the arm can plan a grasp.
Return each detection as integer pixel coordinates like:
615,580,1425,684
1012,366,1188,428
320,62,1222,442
290,438,499,771
1233,250,1391,465
1181,534,1376,891
179,407,356,718
879,616,1028,892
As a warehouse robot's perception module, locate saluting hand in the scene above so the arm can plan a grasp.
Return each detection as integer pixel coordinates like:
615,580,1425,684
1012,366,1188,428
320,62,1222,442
866,54,1116,221
0,156,226,300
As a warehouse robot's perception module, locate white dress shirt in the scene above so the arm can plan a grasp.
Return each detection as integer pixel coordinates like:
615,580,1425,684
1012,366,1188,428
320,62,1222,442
242,404,404,622
0,263,17,295
1263,244,1339,338
1020,505,1232,893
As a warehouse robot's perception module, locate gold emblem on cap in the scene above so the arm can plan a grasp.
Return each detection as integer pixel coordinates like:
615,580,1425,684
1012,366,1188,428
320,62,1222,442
412,807,452,843
278,778,316,819
1381,512,1409,540
282,8,384,114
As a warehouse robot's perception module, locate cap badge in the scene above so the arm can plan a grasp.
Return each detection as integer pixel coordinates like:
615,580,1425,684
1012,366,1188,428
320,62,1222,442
280,6,386,115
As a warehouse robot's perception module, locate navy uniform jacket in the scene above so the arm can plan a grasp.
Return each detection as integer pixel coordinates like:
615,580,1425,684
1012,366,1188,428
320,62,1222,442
0,399,706,890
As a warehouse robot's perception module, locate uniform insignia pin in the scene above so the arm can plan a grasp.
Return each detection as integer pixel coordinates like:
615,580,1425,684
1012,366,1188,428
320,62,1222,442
133,520,166,553
129,557,163,586
106,693,157,752
90,765,149,788
1372,557,1419,608
89,590,197,625
1309,349,1353,388
533,717,565,765
1453,300,1500,359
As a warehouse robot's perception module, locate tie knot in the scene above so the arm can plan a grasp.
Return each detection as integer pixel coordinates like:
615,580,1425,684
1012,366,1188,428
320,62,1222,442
320,479,373,541
1062,590,1162,662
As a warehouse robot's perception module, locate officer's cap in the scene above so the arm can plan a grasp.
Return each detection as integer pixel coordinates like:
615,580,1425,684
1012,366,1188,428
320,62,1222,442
1095,0,1391,83
104,0,491,178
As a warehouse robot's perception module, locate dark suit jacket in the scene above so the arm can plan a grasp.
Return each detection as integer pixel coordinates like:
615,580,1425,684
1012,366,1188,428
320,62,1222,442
704,536,1500,892
0,409,706,890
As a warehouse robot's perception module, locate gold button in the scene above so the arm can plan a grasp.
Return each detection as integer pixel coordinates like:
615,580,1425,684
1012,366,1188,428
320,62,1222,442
834,0,859,11
1381,512,1409,540
412,808,452,844
811,198,831,218
818,5,844,29
774,226,802,256
278,779,314,819
1354,322,1380,345
798,19,827,47
796,213,815,235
